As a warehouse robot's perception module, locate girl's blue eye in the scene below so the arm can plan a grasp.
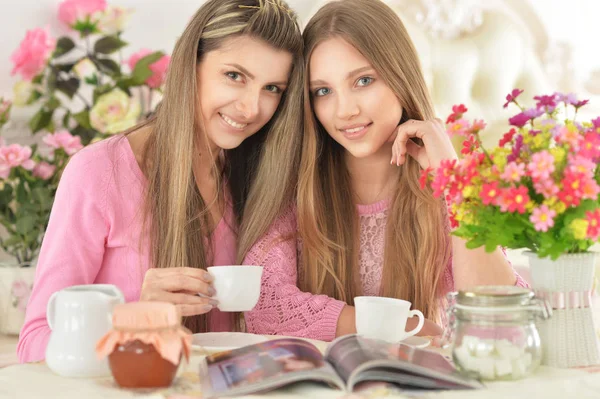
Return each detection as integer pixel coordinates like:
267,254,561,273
314,88,331,97
357,76,373,86
265,85,282,94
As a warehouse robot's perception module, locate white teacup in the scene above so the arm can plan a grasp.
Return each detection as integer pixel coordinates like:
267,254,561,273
207,266,263,312
354,296,425,343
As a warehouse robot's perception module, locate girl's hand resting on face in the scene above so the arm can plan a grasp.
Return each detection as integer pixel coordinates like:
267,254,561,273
140,267,218,317
390,118,458,170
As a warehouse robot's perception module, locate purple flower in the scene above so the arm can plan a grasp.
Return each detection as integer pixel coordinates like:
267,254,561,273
529,129,541,136
509,112,530,128
592,117,600,129
574,99,589,108
507,135,524,163
524,108,544,119
555,92,578,105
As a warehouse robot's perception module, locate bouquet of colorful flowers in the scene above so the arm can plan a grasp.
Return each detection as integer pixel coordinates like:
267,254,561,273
1,0,170,264
421,90,600,260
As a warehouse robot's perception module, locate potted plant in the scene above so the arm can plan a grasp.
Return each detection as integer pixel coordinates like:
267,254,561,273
422,90,600,368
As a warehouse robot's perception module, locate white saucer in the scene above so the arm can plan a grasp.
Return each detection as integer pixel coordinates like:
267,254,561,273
400,336,431,348
192,332,268,353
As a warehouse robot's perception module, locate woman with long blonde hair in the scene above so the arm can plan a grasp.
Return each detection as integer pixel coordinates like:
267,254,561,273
18,0,303,363
242,0,528,341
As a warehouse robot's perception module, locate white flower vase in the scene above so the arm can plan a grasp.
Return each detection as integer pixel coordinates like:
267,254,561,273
526,251,600,368
0,262,36,335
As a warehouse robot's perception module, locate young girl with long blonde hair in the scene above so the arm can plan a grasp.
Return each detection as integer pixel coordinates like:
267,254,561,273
242,0,528,341
19,0,304,362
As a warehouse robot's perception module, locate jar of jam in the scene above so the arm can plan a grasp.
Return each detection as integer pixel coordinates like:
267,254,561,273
96,302,192,388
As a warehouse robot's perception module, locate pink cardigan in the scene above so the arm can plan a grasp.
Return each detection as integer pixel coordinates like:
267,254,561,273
18,136,237,363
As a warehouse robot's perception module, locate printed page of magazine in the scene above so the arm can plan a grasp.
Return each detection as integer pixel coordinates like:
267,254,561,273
199,338,345,398
324,335,484,391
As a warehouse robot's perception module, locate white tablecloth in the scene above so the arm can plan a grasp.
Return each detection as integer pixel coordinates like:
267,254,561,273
2,336,600,399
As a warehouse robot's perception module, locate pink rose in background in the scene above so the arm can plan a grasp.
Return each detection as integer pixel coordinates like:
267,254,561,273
10,27,56,81
58,0,107,27
126,49,171,89
43,130,83,155
33,162,56,180
11,280,32,312
0,144,35,173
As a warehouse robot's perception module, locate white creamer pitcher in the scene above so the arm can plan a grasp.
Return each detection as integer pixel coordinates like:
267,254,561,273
45,284,124,377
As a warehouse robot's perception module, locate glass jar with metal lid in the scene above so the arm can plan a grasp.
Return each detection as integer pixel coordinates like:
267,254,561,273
444,286,552,381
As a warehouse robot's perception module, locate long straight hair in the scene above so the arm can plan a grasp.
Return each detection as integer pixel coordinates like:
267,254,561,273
135,0,303,333
299,0,451,322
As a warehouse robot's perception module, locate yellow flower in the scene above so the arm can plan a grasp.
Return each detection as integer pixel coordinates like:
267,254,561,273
549,147,566,165
491,148,511,170
543,197,567,214
462,185,476,199
90,89,141,134
570,219,589,240
12,81,34,106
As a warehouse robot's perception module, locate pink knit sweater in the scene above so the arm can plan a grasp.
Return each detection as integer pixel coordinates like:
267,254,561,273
243,201,528,342
18,136,236,363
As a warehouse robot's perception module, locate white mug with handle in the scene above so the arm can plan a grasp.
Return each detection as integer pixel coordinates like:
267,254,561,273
354,296,425,342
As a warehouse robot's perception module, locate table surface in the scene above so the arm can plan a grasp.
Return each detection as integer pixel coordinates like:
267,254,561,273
1,333,600,399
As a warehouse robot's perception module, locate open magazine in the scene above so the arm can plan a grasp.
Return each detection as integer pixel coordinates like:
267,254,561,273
200,334,483,398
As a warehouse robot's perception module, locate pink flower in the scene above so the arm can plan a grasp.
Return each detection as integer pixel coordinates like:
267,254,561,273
446,104,468,123
573,99,589,108
126,49,171,89
43,130,83,155
501,162,526,183
586,209,600,241
10,27,56,81
568,155,596,179
461,135,479,155
581,179,600,200
509,112,530,128
469,119,486,134
527,151,555,180
499,128,516,147
446,118,470,137
533,178,559,198
534,94,557,110
481,181,501,206
555,92,577,105
0,144,35,172
504,89,524,108
33,161,56,180
58,0,107,27
503,186,530,214
11,280,30,298
579,132,600,160
530,205,556,232
592,117,600,130
556,126,581,149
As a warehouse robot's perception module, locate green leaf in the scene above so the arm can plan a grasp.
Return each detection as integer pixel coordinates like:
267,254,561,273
54,37,76,58
46,96,61,111
84,74,99,85
55,62,76,73
92,84,114,104
56,77,81,99
94,58,121,77
32,74,44,84
26,90,43,105
73,110,91,129
2,235,22,248
71,125,98,145
15,214,36,235
130,52,163,85
62,111,71,127
29,109,53,133
94,36,128,54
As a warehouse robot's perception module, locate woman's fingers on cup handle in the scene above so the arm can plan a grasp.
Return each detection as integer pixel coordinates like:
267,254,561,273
155,275,216,297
